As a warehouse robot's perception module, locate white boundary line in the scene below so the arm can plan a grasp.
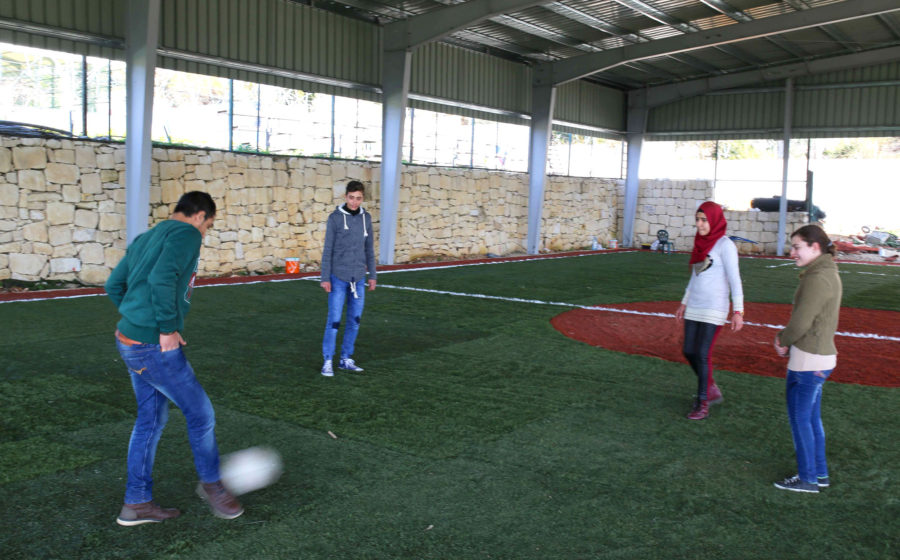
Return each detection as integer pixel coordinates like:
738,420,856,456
378,283,900,342
0,251,627,305
376,250,637,275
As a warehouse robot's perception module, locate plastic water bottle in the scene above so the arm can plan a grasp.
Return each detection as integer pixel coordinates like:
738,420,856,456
591,236,599,250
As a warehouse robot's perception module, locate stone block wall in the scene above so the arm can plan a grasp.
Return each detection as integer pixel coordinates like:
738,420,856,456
395,167,621,261
628,179,807,254
627,179,714,248
0,135,806,285
0,137,626,284
724,210,809,255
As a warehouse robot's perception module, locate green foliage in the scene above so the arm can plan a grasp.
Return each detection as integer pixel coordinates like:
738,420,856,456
823,141,860,159
1,253,898,559
717,140,769,160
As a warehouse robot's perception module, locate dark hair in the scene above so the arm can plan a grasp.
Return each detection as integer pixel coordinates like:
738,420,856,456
174,191,216,219
791,224,835,256
346,180,365,194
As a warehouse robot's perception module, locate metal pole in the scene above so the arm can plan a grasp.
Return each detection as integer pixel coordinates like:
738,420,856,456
712,139,719,198
107,60,112,138
776,77,794,256
255,83,261,151
470,118,475,168
330,95,335,157
81,55,88,136
228,79,234,151
408,108,414,163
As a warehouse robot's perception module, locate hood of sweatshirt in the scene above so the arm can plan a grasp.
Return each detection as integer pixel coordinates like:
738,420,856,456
337,205,368,237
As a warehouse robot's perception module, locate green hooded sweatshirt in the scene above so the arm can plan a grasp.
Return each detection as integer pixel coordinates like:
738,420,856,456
105,220,202,344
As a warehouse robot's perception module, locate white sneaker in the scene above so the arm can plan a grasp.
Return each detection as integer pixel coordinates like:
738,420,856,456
321,359,334,377
339,358,364,372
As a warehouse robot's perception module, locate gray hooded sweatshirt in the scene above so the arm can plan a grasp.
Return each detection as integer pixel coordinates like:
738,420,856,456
321,204,376,283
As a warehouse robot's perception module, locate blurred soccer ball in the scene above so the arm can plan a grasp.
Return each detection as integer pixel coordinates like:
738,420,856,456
220,446,283,496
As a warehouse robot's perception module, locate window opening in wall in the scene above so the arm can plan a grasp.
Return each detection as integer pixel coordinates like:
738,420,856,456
154,68,230,149
0,41,623,178
548,131,570,175
403,107,414,163
642,138,900,235
713,139,809,211
0,44,83,135
84,56,125,140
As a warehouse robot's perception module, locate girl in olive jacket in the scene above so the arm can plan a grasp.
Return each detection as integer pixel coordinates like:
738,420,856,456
773,225,842,494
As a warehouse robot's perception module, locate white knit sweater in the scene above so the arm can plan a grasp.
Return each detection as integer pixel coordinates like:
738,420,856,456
681,236,744,325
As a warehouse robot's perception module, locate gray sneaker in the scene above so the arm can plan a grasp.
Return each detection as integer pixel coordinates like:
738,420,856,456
339,358,364,372
791,474,830,488
774,475,819,493
116,501,181,526
321,359,334,377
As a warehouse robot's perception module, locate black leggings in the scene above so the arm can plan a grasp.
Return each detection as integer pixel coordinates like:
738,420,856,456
682,319,723,401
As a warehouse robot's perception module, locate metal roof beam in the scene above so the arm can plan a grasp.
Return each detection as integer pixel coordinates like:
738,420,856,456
541,0,900,85
544,2,647,43
877,14,900,40
644,45,900,107
383,0,552,50
701,0,808,58
0,18,123,48
612,0,764,79
781,0,864,52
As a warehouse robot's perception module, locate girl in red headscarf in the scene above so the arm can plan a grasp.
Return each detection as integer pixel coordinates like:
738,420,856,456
675,201,745,420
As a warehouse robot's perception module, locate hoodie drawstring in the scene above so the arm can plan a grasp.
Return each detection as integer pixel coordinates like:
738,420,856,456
340,207,368,237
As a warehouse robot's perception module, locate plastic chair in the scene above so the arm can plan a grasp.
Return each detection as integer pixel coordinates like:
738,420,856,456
657,230,674,254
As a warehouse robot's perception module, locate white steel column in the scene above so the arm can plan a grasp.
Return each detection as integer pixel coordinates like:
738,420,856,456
379,48,412,265
776,77,794,256
526,82,556,255
623,90,648,248
125,0,160,244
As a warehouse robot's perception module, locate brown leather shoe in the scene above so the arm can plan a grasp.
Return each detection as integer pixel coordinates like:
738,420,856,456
116,501,181,526
197,481,244,519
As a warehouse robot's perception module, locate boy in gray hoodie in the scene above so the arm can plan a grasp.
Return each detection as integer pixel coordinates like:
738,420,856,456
320,181,377,376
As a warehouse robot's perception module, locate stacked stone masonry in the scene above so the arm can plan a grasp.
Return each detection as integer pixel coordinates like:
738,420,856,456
629,179,808,255
1,137,806,285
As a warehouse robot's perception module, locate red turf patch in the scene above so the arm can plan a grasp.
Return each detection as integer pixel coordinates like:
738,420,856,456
551,302,900,388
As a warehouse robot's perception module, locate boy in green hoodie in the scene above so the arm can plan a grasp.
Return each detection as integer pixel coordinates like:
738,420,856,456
106,191,243,525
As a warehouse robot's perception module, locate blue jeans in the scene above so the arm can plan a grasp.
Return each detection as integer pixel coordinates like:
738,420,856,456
322,275,367,360
786,368,832,484
116,338,220,504
682,320,722,401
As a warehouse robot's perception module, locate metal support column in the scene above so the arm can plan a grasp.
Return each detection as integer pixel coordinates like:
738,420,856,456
776,78,794,256
379,48,411,265
526,82,556,255
124,0,160,244
623,90,648,248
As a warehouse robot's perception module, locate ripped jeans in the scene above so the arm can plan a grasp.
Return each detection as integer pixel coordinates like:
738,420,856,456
116,337,220,504
322,275,367,361
786,368,832,484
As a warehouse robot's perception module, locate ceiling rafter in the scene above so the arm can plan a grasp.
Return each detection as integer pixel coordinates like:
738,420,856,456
877,14,900,40
612,0,765,68
781,0,862,52
542,2,727,77
541,0,900,85
644,44,900,107
308,0,900,91
700,0,808,58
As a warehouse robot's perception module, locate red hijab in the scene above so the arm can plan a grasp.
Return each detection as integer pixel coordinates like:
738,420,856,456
689,201,727,265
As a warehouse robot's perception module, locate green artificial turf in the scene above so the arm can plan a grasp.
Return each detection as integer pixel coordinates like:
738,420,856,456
1,252,898,559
